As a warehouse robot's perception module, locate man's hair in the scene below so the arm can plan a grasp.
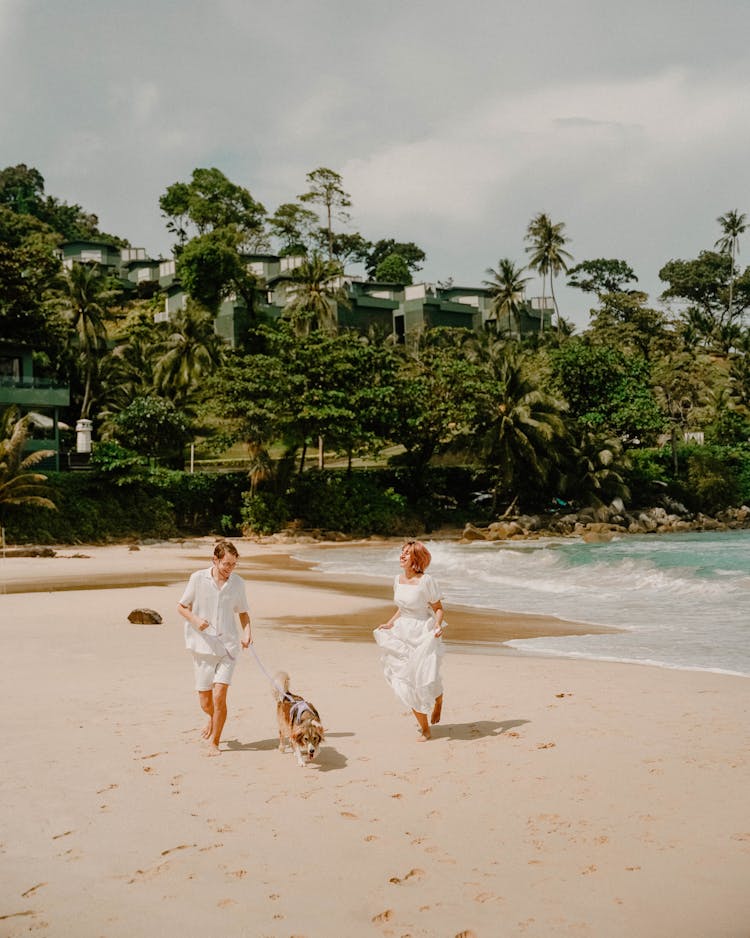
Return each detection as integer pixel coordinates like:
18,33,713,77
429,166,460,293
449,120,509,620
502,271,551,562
213,539,239,560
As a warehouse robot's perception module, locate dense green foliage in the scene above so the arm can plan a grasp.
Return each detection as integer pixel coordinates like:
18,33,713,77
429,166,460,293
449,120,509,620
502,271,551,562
3,162,750,543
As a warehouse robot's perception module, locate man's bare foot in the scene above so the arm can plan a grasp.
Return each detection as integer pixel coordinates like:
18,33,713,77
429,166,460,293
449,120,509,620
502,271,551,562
201,721,213,740
207,744,222,756
430,695,443,725
416,731,431,742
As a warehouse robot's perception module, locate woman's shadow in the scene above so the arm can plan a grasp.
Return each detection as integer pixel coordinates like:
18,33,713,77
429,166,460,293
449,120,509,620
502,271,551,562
434,718,529,741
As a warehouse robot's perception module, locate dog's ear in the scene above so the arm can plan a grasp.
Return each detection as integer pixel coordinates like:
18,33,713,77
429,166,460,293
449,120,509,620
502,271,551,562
312,721,325,739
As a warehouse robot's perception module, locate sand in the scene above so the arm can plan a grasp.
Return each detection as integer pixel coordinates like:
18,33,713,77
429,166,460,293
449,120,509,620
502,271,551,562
1,538,749,938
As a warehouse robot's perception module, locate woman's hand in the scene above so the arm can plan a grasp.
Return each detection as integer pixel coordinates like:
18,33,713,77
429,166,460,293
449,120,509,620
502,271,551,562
378,622,395,630
198,619,210,631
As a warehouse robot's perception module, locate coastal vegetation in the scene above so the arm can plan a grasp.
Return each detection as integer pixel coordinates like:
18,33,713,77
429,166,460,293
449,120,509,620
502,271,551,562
2,162,750,543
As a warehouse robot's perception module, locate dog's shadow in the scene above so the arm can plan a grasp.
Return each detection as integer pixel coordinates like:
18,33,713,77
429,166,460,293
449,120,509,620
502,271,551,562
436,718,529,741
224,736,349,772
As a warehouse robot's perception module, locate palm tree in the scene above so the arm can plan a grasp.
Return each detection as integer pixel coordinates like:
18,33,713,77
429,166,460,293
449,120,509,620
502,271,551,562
524,213,573,334
0,406,57,523
280,253,350,336
469,336,569,511
58,262,119,420
715,209,747,325
563,430,631,508
154,300,227,407
482,258,530,337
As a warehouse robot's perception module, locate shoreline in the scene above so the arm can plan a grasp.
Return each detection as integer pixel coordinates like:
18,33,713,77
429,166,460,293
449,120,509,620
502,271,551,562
3,539,750,936
0,538,617,649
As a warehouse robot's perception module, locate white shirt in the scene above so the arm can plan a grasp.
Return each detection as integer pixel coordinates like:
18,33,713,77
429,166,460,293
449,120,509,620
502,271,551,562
179,567,250,658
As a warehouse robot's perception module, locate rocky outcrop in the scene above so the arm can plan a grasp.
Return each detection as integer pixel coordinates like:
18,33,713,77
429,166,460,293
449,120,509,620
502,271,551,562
460,502,750,542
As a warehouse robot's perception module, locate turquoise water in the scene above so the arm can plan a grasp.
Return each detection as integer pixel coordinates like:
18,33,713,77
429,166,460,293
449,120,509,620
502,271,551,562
296,530,750,677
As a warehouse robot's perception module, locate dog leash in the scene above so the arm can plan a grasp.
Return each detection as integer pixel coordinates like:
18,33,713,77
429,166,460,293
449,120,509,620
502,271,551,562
247,644,293,701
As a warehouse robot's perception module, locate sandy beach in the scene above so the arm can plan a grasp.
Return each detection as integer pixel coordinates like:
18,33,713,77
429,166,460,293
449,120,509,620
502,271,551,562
1,538,749,938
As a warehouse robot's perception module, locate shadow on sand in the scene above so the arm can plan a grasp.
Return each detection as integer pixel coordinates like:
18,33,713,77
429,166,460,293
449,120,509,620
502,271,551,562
223,735,348,771
432,718,529,741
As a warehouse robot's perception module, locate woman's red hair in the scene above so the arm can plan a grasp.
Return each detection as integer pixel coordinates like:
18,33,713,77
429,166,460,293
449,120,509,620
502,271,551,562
405,540,431,573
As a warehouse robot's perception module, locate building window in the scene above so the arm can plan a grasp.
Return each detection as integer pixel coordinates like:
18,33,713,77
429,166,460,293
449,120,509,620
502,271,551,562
0,356,21,382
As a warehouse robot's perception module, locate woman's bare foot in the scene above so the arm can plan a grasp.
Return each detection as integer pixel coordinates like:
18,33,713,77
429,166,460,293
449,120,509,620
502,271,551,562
201,720,213,740
416,731,431,742
413,709,430,740
207,744,222,757
430,695,443,725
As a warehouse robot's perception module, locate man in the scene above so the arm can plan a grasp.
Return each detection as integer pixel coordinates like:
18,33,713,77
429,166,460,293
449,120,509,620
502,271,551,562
177,540,252,756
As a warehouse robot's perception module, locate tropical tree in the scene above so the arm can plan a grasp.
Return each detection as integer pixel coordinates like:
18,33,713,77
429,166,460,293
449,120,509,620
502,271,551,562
0,406,56,523
175,226,265,319
280,253,350,336
154,300,227,407
299,167,351,259
549,339,664,444
567,258,638,296
659,250,748,351
482,258,530,337
268,202,319,256
561,429,631,508
524,213,573,334
375,253,412,284
111,396,191,464
330,231,372,267
586,291,672,361
96,302,164,431
365,239,426,280
715,209,747,325
57,262,119,419
469,335,569,510
0,239,64,352
159,167,267,249
389,329,483,490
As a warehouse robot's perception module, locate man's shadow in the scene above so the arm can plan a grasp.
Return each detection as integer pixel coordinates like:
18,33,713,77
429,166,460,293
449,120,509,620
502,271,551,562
224,731,353,772
433,718,529,741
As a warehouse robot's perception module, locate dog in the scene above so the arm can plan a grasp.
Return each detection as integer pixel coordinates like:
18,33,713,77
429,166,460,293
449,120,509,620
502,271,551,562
272,671,325,767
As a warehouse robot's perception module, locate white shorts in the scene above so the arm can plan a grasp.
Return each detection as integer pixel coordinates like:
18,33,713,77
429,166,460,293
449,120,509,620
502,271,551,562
192,653,237,691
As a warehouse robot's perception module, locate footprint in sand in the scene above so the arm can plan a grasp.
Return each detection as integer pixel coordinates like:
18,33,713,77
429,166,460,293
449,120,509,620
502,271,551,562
52,830,74,840
389,868,425,884
537,742,556,749
455,932,478,938
371,909,393,923
340,811,358,819
96,783,118,794
160,844,194,857
21,884,46,898
473,891,500,903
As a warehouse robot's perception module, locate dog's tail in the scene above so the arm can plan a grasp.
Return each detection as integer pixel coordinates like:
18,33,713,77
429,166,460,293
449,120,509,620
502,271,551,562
272,670,290,702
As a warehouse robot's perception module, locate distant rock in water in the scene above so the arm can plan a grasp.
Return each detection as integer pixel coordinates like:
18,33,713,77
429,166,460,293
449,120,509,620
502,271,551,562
128,608,163,625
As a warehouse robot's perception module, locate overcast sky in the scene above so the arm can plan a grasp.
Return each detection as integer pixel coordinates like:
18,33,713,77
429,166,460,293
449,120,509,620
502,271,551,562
2,0,750,329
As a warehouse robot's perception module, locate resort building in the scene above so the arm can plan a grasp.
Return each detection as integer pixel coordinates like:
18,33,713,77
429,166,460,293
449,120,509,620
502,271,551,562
0,341,70,470
57,241,553,346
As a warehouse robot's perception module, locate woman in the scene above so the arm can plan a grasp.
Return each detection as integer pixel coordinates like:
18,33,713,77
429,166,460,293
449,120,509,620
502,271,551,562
374,540,445,741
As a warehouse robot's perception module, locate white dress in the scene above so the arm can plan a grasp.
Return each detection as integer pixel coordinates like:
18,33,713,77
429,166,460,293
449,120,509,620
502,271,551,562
373,573,445,714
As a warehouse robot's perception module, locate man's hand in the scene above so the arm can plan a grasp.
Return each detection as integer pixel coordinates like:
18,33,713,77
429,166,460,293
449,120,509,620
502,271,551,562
198,619,210,631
